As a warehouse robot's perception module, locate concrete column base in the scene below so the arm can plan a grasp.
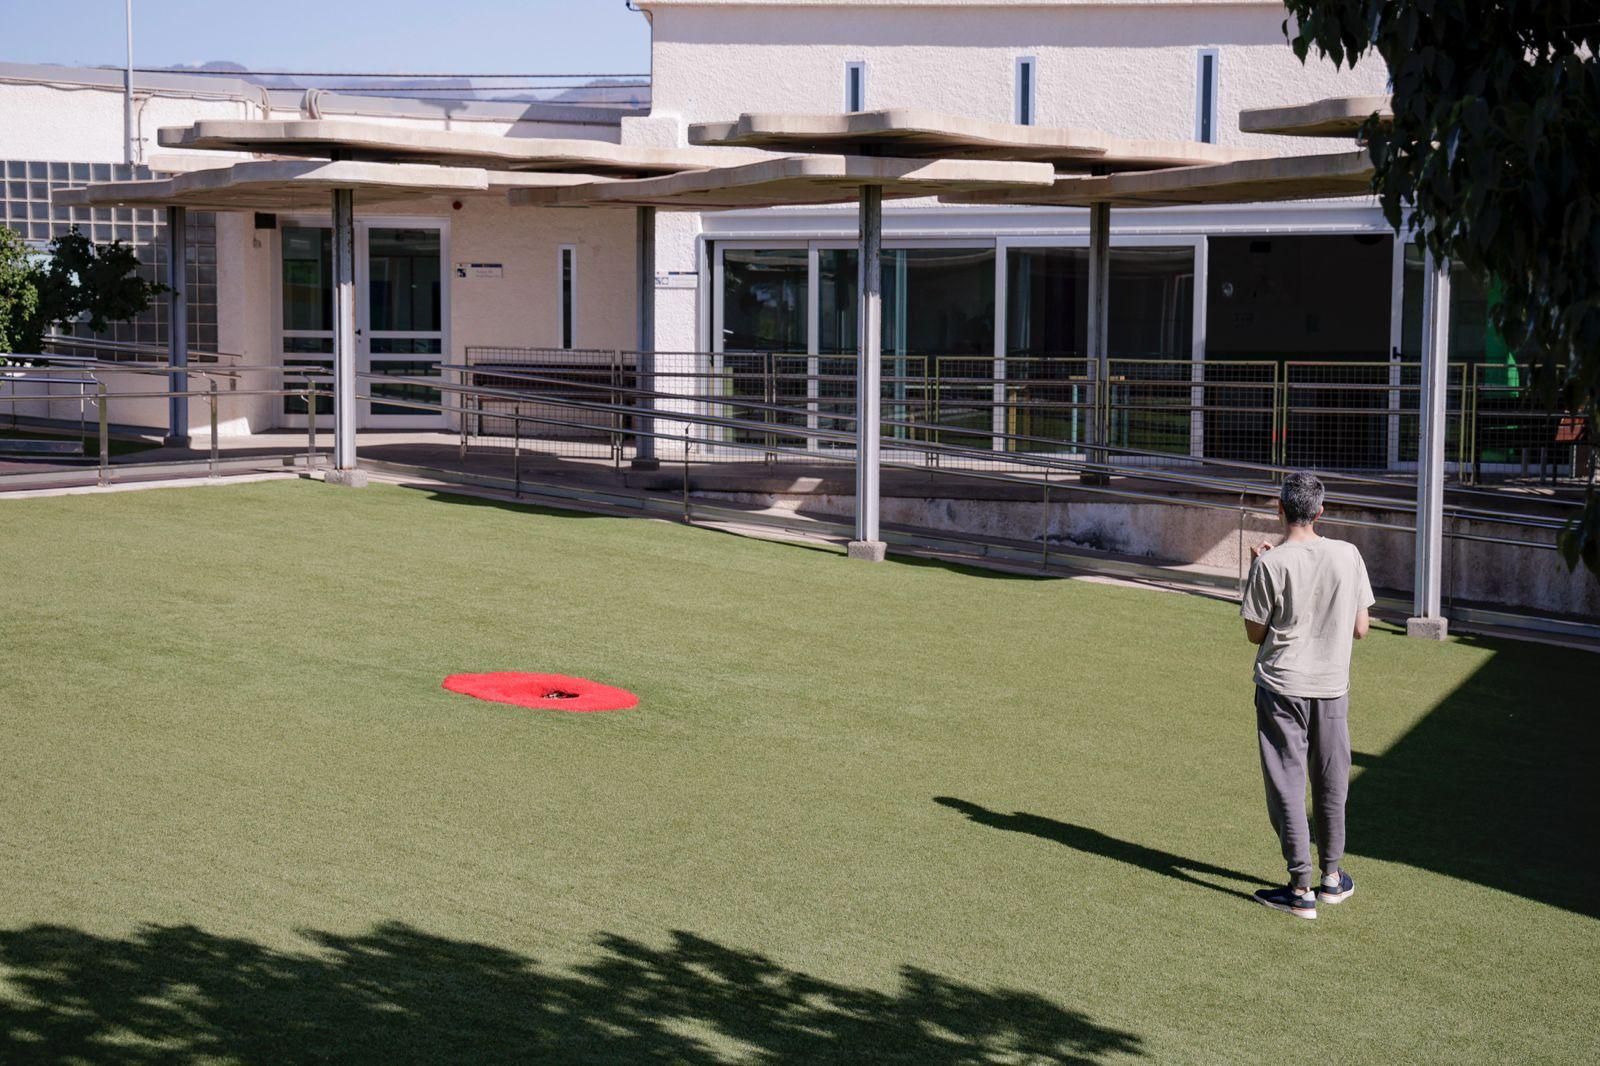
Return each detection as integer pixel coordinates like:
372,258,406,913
162,435,192,449
847,540,887,563
630,458,661,471
325,468,369,489
1406,616,1449,641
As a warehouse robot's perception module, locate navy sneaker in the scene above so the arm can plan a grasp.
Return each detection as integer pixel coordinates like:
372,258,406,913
1254,884,1317,919
1318,870,1355,905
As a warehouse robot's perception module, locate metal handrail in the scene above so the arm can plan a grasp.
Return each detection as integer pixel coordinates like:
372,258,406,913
367,370,1575,540
445,361,1583,506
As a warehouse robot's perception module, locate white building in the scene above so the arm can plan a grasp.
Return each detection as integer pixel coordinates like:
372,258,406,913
1,0,1488,460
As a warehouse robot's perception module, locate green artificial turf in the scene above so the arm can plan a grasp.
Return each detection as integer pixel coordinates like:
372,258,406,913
0,479,1594,1064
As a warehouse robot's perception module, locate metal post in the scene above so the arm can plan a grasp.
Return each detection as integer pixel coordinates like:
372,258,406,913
848,184,885,561
1041,471,1050,570
1408,250,1451,639
513,404,521,496
327,188,364,486
208,378,219,476
97,382,109,486
164,204,189,446
632,205,660,470
306,389,316,469
1084,200,1111,484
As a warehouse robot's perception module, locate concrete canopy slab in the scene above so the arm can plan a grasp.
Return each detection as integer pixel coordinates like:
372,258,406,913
50,159,578,210
943,150,1375,208
687,109,1271,171
1239,96,1393,138
507,153,1058,210
158,119,760,177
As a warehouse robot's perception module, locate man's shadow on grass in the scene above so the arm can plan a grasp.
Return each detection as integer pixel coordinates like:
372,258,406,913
935,797,1272,902
0,921,1144,1065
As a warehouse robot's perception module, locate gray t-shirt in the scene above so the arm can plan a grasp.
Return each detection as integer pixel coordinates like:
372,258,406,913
1240,537,1375,699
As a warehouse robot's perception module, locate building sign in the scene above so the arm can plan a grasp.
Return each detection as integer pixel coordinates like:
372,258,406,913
656,270,698,289
455,262,503,278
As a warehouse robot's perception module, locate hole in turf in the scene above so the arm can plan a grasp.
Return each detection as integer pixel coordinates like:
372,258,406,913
543,690,580,700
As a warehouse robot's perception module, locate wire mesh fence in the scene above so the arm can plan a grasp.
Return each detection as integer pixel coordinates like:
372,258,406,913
453,348,1591,485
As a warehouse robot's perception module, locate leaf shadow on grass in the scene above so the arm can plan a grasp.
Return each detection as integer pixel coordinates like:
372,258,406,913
934,798,1273,902
1345,635,1600,919
0,923,1144,1065
414,488,619,520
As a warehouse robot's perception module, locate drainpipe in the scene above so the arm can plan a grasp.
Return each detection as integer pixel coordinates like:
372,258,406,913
123,0,134,165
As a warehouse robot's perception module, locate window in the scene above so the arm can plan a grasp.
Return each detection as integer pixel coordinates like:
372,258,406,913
1015,57,1036,126
1196,50,1219,144
845,62,867,113
558,244,576,349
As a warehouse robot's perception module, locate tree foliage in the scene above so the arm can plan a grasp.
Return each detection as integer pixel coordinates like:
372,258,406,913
1280,0,1600,575
0,227,165,360
0,226,43,355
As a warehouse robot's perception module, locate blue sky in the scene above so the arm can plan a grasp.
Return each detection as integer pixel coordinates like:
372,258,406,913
1,1,651,75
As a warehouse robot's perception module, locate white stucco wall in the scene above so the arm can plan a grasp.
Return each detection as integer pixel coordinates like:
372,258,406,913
643,1,1390,152
0,81,258,163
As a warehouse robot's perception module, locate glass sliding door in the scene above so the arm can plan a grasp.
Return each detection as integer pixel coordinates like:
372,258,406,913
364,226,445,427
280,225,335,417
277,219,448,429
718,248,809,447
1006,247,1087,451
816,249,859,446
1005,245,1195,454
815,245,995,446
886,247,995,447
1104,247,1194,457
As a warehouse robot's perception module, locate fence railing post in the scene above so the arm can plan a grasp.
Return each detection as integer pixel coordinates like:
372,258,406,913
208,379,219,477
1041,469,1051,571
458,364,470,462
513,403,521,497
682,428,692,524
96,381,109,486
306,387,317,469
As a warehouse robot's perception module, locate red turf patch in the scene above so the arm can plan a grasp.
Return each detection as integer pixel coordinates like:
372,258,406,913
442,672,638,713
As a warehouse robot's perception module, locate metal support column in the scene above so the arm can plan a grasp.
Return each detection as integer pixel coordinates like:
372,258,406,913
163,204,189,447
1083,200,1111,484
327,187,365,485
1408,250,1450,639
632,205,660,470
848,184,885,561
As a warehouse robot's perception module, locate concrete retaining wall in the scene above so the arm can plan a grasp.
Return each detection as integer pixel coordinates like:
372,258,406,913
700,490,1600,620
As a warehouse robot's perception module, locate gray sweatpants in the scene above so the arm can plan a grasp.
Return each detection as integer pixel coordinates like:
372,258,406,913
1255,685,1350,889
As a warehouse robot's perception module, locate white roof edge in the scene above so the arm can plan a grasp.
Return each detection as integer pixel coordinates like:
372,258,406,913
1239,96,1393,137
55,159,492,208
156,118,757,172
509,154,1057,210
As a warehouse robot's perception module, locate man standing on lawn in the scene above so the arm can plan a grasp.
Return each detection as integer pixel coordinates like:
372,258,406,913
1241,472,1374,920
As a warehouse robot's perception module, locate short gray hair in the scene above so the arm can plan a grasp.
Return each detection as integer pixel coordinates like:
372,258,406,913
1281,472,1325,526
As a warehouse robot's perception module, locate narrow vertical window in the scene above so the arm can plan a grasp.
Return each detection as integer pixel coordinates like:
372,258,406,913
1015,57,1036,126
845,62,866,113
1196,50,1219,144
559,245,576,350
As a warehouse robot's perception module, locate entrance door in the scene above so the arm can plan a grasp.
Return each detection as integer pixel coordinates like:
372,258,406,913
278,219,449,429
